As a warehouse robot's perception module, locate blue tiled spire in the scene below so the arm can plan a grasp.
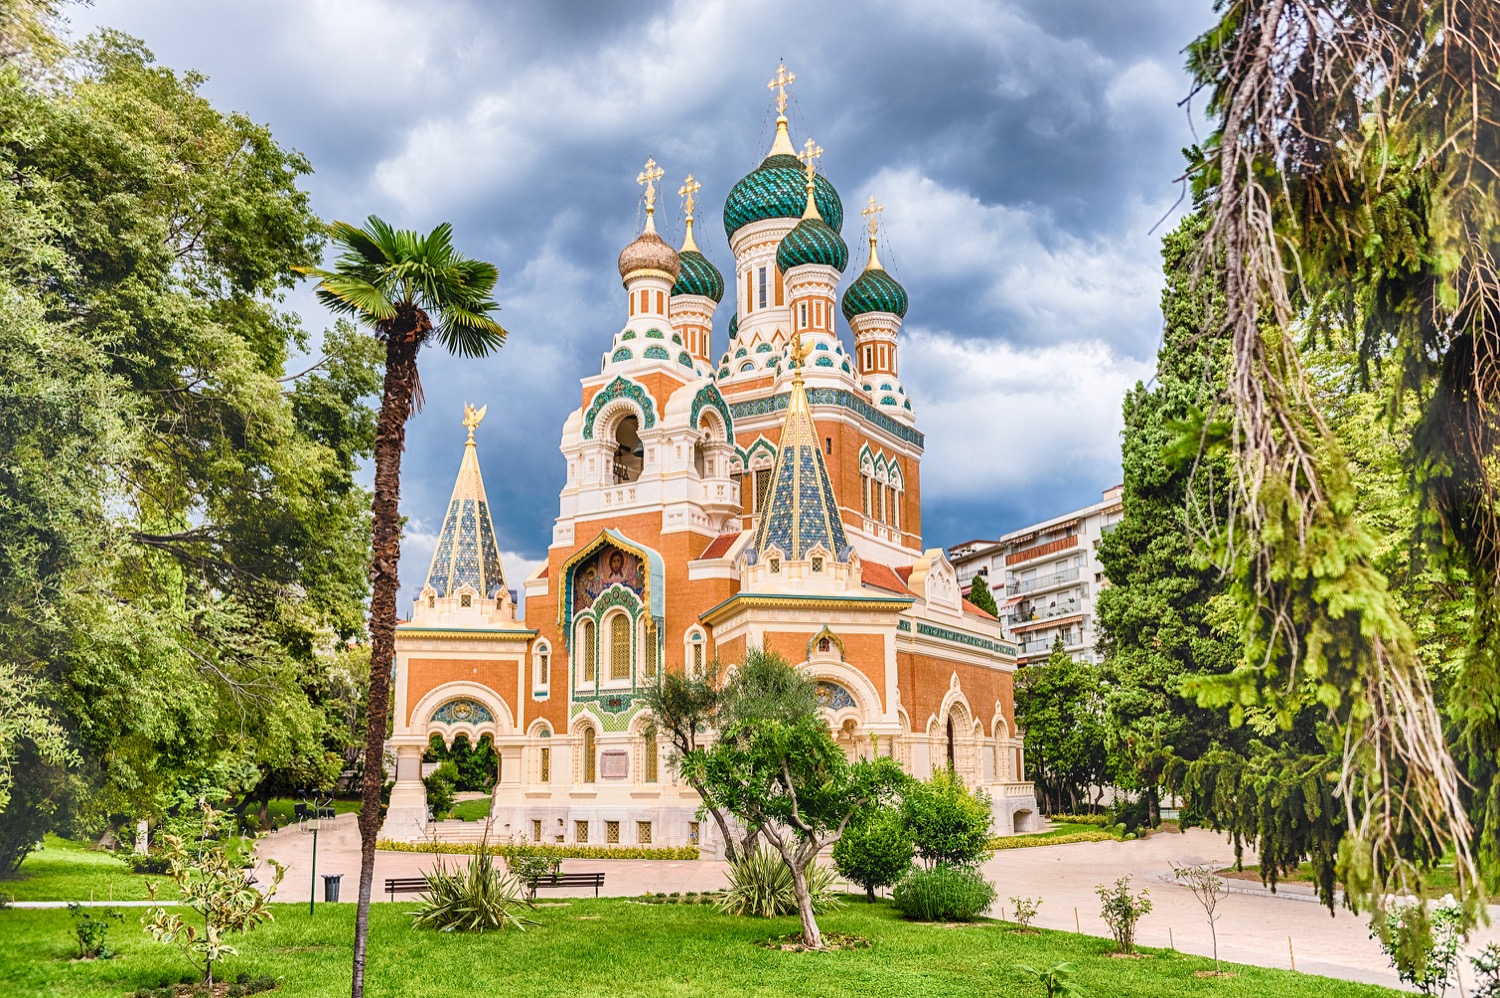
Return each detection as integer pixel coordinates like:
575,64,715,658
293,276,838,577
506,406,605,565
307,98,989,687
424,405,506,599
751,339,852,563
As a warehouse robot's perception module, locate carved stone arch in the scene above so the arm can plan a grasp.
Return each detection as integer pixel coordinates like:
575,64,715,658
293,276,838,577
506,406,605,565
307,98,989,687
527,718,554,738
410,682,514,747
888,458,904,491
873,453,889,483
581,376,656,438
741,436,778,470
936,681,980,784
593,396,650,447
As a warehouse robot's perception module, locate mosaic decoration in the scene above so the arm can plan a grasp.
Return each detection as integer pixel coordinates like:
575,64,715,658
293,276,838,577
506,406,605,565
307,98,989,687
678,352,694,367
645,328,665,338
751,368,850,562
600,750,629,779
689,383,734,441
814,681,857,711
756,342,773,353
423,431,507,599
644,345,670,360
558,529,666,632
611,347,632,363
880,395,899,406
729,388,925,448
897,619,912,632
572,547,646,615
673,249,725,302
621,329,636,339
777,215,849,272
815,356,834,367
431,698,494,725
571,699,648,732
581,377,656,439
724,153,844,239
842,265,909,321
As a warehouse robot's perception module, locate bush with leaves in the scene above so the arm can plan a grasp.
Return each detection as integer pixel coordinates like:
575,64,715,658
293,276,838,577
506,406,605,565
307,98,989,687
832,807,914,901
891,864,997,922
1471,943,1500,998
423,761,458,819
141,806,286,985
499,846,560,883
411,838,536,933
716,847,841,918
68,903,123,959
1010,895,1042,930
902,769,993,869
1373,895,1465,996
1017,961,1083,998
1096,877,1152,954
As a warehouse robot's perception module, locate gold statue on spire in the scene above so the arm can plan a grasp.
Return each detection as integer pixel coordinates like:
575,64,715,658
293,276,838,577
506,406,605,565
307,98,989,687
636,157,664,232
678,174,702,253
862,196,886,271
789,331,813,379
768,61,796,116
463,402,487,443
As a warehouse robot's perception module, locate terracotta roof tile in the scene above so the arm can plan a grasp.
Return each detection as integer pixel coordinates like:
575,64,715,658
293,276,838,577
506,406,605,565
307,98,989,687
698,531,743,560
862,560,914,595
962,598,998,620
893,565,914,583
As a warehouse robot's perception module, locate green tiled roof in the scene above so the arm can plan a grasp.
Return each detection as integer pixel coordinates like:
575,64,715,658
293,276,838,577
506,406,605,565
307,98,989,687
842,267,909,320
672,249,724,302
724,154,843,240
776,217,848,273
727,312,739,339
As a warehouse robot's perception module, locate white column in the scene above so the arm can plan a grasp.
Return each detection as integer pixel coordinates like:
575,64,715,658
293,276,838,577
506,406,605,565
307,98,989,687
378,742,429,841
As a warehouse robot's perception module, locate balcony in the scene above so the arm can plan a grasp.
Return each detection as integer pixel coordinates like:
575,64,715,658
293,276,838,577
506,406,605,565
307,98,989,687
1006,566,1080,596
1006,596,1086,628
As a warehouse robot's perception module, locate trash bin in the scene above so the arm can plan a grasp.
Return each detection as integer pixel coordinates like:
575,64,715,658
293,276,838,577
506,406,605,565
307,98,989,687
322,874,342,903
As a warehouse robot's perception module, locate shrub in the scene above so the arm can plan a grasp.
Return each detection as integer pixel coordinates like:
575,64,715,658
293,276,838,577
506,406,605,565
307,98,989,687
1471,942,1500,998
124,852,173,875
0,891,12,909
1010,895,1042,929
1096,876,1152,954
411,838,536,933
1375,895,1465,995
423,762,458,818
68,903,123,959
832,807,914,901
1046,813,1111,825
1016,961,1083,998
499,846,560,883
901,769,993,869
891,864,997,922
380,840,698,860
716,847,841,918
990,830,1117,850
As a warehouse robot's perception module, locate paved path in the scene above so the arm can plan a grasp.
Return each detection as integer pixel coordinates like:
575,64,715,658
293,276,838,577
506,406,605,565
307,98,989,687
255,816,1500,991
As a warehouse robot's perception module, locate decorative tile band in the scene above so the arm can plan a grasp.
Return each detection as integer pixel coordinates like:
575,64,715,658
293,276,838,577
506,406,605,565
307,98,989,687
911,621,1016,659
728,388,924,448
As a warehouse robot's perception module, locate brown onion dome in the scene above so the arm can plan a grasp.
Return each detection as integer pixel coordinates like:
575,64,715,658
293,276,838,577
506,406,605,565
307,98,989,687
617,227,681,283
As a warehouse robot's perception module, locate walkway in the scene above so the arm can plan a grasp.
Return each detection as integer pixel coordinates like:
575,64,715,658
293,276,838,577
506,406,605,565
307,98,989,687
255,817,1500,991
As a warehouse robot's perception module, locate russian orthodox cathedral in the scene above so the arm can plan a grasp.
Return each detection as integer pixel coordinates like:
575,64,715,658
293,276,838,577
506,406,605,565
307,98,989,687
382,67,1038,850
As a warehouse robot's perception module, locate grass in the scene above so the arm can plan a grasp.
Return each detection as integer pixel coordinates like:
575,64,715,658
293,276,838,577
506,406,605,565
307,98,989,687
260,798,364,828
0,836,178,903
988,821,1124,850
0,897,1398,998
1219,860,1460,899
448,798,493,822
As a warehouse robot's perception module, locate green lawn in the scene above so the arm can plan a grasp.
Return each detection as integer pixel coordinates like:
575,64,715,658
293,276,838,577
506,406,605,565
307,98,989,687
0,897,1396,998
1221,860,1459,899
260,798,364,829
0,836,177,903
448,798,493,822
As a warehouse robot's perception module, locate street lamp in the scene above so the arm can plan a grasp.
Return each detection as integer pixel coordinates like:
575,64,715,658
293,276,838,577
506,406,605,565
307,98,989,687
299,788,333,916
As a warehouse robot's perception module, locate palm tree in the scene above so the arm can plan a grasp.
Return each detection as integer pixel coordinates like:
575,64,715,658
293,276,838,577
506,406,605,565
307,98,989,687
299,217,506,998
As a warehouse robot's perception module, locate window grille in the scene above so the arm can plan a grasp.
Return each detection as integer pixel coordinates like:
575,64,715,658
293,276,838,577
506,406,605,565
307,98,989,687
644,626,657,678
532,819,542,842
575,820,589,843
644,729,658,782
689,821,700,842
691,640,704,675
460,593,472,607
582,727,596,783
754,469,772,511
606,820,620,844
581,620,596,682
637,821,652,844
539,651,549,685
540,746,551,783
757,267,767,309
609,614,631,680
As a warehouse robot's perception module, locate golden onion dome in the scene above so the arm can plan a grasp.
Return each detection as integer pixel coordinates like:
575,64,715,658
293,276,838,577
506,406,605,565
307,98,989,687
617,225,681,283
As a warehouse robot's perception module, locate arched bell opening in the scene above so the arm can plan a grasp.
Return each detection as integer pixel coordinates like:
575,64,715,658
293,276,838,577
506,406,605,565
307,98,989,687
613,414,643,483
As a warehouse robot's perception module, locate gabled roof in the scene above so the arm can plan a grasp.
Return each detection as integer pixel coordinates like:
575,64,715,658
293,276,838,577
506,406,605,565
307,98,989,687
862,561,914,596
424,419,506,599
698,531,743,560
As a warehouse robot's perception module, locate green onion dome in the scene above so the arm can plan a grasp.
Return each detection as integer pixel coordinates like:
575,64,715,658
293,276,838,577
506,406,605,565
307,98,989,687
725,154,843,241
727,312,739,339
776,216,848,273
672,249,724,301
842,266,908,320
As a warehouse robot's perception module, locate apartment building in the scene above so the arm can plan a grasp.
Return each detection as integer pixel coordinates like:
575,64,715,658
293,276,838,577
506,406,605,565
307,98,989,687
949,485,1124,665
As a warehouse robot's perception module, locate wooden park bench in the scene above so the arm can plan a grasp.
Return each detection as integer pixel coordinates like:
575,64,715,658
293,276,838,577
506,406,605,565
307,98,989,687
384,877,429,901
525,872,605,900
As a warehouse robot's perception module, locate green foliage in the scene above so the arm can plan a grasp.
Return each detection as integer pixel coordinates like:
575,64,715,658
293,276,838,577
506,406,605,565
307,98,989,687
140,807,286,984
1010,895,1042,930
1016,961,1084,998
1372,896,1465,996
716,848,841,918
411,839,536,934
1095,877,1152,955
901,768,993,869
1014,644,1110,815
67,903,123,960
967,574,999,617
423,762,458,819
890,864,997,922
424,735,497,794
499,848,559,883
1471,943,1500,998
832,806,914,901
989,830,1119,850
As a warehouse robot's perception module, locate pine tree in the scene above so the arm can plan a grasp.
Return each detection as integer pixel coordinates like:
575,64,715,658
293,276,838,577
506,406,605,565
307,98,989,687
967,573,999,618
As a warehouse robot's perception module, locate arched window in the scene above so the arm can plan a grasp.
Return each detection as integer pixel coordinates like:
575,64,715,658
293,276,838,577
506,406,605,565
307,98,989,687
643,726,659,783
609,613,632,680
685,630,706,676
582,725,597,783
579,619,596,683
643,622,658,679
534,642,550,691
945,716,956,771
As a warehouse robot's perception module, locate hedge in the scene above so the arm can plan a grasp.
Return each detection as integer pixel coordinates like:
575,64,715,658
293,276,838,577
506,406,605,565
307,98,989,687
376,840,699,861
988,830,1118,850
1044,813,1112,825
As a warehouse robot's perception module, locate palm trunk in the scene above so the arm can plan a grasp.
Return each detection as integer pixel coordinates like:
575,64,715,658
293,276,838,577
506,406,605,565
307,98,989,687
350,329,421,998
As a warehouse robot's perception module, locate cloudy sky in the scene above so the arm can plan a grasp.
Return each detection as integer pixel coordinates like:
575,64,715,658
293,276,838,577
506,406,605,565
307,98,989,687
70,0,1216,609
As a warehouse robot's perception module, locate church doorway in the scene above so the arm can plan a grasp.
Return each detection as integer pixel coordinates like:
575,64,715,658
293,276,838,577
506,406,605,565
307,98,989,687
613,416,643,483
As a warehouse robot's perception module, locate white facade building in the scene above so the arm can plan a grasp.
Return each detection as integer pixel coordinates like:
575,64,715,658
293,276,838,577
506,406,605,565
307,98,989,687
949,485,1124,665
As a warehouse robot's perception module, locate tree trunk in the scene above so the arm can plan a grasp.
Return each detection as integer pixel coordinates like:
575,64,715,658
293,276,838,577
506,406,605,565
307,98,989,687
350,330,421,998
1147,785,1160,828
687,776,741,863
866,884,876,902
788,857,823,949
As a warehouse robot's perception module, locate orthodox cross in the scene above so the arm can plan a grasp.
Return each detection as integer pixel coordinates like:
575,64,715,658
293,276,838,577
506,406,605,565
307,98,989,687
636,157,664,213
678,174,700,219
862,196,884,238
463,402,487,443
798,137,823,184
768,61,796,115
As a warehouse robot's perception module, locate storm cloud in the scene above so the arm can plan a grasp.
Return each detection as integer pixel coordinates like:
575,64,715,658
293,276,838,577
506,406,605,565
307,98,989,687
69,0,1216,605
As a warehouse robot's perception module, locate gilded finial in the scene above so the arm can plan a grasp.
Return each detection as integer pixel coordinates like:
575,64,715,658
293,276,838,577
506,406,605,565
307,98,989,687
678,174,701,253
861,196,885,271
462,402,487,443
789,331,812,382
636,157,665,233
797,137,824,220
768,61,796,117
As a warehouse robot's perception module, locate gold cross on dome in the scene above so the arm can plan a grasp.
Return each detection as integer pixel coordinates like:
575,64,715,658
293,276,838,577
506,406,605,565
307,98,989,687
862,196,884,238
798,137,823,182
678,174,701,218
636,157,664,212
768,61,796,116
